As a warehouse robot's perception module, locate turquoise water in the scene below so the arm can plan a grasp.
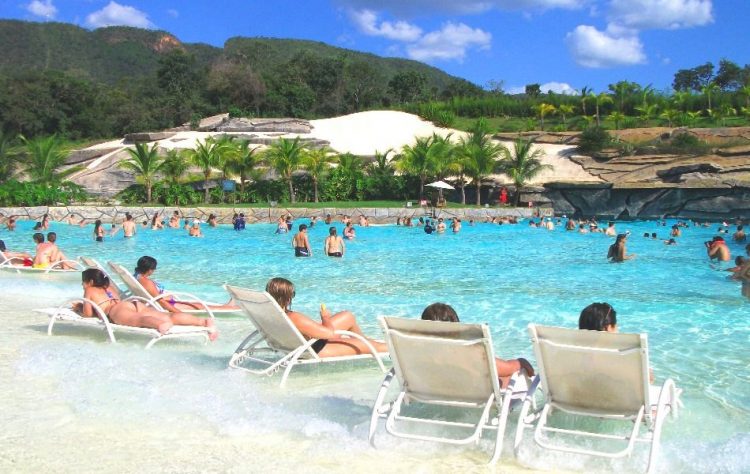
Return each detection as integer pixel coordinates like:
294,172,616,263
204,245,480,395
1,218,749,472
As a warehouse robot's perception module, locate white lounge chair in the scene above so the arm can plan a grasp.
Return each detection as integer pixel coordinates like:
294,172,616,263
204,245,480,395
107,261,238,318
514,324,681,473
34,298,213,349
368,316,537,464
225,285,387,387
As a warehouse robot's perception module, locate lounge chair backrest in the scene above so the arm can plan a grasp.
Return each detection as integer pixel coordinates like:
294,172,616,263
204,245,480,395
225,285,313,356
83,258,125,295
382,316,500,404
107,262,152,299
529,324,650,414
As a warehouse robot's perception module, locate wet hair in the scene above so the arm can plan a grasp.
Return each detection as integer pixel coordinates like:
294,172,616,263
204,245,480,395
0,239,5,251
173,211,179,216
299,224,307,231
735,256,746,266
82,268,110,288
738,225,744,231
651,233,657,238
266,277,295,310
47,232,57,243
579,303,617,331
421,303,459,323
125,213,133,221
135,255,158,274
33,222,42,230
329,226,337,236
643,233,650,238
94,220,102,232
33,233,44,244
151,214,159,225
209,213,216,220
615,234,627,244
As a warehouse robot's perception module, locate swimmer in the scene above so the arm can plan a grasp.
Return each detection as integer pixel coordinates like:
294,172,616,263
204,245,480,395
151,213,163,230
292,224,312,257
579,223,589,234
207,214,217,227
607,233,635,262
566,218,576,231
359,215,369,227
420,303,534,388
134,256,238,312
275,216,288,234
436,218,446,233
265,277,387,356
670,225,681,238
344,222,356,240
664,238,677,245
75,268,217,339
188,220,203,237
545,218,555,231
41,213,50,230
122,213,136,237
6,216,16,231
324,214,332,225
604,221,616,237
182,219,191,230
733,225,746,243
424,219,434,234
324,227,345,257
234,213,246,231
706,236,731,262
93,219,105,242
727,256,746,280
168,211,181,229
451,218,461,233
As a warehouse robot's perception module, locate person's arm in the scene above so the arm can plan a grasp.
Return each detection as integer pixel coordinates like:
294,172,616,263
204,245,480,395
340,237,345,256
140,276,178,312
304,234,312,255
495,357,535,378
287,310,336,340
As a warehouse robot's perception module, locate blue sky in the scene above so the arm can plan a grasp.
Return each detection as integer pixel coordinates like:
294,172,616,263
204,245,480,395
2,0,748,94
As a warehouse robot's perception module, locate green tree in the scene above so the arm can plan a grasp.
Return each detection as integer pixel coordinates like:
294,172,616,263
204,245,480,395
594,93,614,126
557,104,575,128
426,133,457,180
388,71,426,104
635,103,659,122
457,124,505,205
0,131,17,182
161,150,188,185
119,142,164,203
497,139,551,206
533,103,556,131
525,84,541,98
302,146,335,202
606,111,626,130
188,138,228,204
701,82,720,111
157,50,202,125
660,108,681,127
19,134,72,185
739,84,750,109
226,140,263,193
579,86,595,116
265,137,306,203
396,135,433,199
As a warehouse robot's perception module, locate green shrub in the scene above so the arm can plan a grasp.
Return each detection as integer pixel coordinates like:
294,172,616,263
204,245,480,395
577,126,613,153
0,180,86,206
667,133,710,154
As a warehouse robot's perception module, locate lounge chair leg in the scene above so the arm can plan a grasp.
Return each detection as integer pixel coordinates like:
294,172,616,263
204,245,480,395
369,368,395,447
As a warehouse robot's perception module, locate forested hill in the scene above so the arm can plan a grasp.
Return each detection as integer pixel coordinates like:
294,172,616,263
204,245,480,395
0,20,475,139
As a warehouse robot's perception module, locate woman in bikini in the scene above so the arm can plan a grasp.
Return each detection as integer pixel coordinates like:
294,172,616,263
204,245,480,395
93,219,105,242
265,277,386,357
134,256,239,312
76,268,217,338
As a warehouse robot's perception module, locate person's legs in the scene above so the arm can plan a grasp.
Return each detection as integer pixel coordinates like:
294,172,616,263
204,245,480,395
329,311,364,335
110,303,173,334
318,338,385,357
173,300,238,311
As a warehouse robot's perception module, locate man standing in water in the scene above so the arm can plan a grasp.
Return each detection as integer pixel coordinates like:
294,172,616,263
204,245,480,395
122,213,136,238
292,224,312,257
706,236,731,262
324,227,345,257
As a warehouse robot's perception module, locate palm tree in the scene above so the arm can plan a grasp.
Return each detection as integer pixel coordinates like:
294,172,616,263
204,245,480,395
579,86,594,116
740,84,750,109
119,142,164,203
606,111,626,130
161,150,188,185
302,146,335,202
19,135,72,185
741,106,750,119
188,138,227,204
701,82,719,112
396,135,433,199
454,118,493,204
459,134,505,206
685,110,702,127
594,93,614,126
660,108,680,127
673,90,692,113
634,103,659,122
226,140,262,193
497,139,551,206
265,137,306,203
426,133,457,180
557,104,575,128
533,103,556,131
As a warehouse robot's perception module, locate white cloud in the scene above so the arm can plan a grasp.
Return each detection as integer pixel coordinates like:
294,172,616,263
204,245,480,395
340,0,586,15
350,9,422,42
609,0,713,30
166,9,179,18
406,22,491,62
26,0,57,19
85,1,154,29
507,81,577,95
565,24,646,68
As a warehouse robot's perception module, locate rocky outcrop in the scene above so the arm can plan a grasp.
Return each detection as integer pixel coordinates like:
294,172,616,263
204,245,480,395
216,118,312,134
538,182,750,219
211,134,330,149
494,131,579,145
65,147,122,165
124,132,176,143
0,206,544,226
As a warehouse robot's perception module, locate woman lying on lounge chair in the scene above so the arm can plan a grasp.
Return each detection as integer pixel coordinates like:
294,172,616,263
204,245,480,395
265,277,387,357
134,256,239,313
420,302,534,388
76,268,217,339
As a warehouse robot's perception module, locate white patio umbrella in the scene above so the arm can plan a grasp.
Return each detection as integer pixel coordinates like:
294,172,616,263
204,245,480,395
426,180,455,202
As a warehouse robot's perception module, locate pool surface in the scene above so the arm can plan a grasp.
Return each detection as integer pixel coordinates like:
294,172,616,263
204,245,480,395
1,218,748,472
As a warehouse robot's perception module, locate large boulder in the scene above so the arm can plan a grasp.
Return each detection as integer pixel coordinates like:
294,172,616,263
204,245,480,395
216,118,312,134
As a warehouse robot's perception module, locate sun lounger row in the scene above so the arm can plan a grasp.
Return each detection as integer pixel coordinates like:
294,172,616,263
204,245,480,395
34,257,681,473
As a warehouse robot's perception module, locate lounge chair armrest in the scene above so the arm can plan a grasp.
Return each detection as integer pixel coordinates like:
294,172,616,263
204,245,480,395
333,330,387,372
56,297,113,325
655,378,681,418
47,259,85,272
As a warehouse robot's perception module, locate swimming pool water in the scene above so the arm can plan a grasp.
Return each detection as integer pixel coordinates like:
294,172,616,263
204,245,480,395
1,218,748,472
